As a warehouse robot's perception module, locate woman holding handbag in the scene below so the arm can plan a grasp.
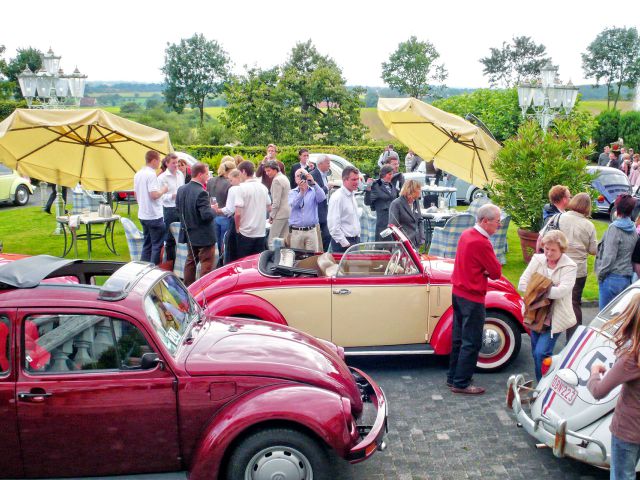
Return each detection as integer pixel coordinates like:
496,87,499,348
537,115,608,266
519,230,577,381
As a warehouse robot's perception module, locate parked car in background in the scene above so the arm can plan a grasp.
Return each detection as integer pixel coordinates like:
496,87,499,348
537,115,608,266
193,226,527,372
0,163,33,206
0,256,387,480
507,282,640,473
404,161,487,204
588,165,633,221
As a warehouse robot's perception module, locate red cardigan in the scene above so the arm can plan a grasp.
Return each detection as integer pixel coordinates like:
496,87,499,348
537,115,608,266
451,228,502,303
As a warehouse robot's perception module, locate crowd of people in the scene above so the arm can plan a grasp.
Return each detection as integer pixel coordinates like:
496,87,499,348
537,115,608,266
598,144,640,191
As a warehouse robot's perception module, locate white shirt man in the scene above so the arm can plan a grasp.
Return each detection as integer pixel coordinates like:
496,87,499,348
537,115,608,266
327,167,361,253
234,161,271,259
157,154,185,262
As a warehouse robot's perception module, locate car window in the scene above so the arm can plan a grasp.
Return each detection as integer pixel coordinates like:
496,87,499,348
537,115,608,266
337,242,419,277
0,164,11,175
591,287,640,331
0,316,9,374
23,314,153,374
597,172,629,185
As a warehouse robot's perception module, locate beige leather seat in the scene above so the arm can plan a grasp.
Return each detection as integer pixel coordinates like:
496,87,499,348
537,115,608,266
316,253,337,276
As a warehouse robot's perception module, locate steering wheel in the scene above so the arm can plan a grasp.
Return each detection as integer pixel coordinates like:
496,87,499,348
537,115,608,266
385,250,403,275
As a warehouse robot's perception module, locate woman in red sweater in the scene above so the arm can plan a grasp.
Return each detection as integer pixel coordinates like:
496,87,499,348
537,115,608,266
588,293,640,479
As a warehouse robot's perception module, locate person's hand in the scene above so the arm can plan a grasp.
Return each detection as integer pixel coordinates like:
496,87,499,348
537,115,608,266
161,184,169,194
591,363,607,376
268,218,273,224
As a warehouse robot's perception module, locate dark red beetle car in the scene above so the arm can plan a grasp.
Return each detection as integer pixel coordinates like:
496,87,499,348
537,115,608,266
0,255,387,480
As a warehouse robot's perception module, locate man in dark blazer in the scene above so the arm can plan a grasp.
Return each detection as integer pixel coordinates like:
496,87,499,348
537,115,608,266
175,162,217,286
311,155,332,251
289,148,312,189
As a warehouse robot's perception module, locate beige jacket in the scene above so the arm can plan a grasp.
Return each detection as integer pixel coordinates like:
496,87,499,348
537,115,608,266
559,211,597,278
269,173,291,221
518,253,577,336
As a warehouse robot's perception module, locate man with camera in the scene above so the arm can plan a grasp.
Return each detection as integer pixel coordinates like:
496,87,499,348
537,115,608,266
287,168,326,251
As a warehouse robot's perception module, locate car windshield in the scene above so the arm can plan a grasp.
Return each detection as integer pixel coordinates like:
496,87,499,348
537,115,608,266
591,286,640,331
143,274,199,355
596,172,628,186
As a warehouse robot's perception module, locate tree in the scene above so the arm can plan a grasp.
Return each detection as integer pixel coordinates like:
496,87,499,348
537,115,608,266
162,34,230,125
479,36,549,88
381,36,447,99
0,47,42,98
582,27,640,109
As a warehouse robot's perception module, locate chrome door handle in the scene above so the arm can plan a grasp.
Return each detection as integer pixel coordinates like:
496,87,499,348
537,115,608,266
18,391,52,403
333,288,351,295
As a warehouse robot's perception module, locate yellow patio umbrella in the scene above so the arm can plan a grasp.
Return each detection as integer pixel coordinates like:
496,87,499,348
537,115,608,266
0,109,173,191
377,98,501,186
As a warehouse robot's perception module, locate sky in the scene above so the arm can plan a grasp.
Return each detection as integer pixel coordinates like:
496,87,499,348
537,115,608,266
2,0,638,88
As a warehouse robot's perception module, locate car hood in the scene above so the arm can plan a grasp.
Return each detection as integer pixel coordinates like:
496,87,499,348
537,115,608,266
184,316,363,413
532,326,619,433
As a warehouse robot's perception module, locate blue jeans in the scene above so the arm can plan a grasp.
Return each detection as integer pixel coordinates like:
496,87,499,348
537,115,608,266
215,215,231,257
140,217,166,265
611,434,640,480
599,274,632,310
530,329,558,382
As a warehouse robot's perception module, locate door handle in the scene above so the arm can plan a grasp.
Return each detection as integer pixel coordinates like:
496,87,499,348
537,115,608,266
333,288,351,295
18,391,52,403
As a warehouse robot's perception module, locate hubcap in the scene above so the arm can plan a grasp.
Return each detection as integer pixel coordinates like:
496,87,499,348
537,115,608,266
480,325,505,357
245,446,312,480
16,188,28,204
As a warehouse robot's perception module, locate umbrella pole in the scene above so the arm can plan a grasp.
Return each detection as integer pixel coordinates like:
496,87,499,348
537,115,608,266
53,185,65,235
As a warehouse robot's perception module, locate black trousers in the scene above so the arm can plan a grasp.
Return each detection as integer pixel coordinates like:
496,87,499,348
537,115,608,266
447,294,486,388
330,236,360,253
44,184,67,213
162,206,179,261
319,221,331,252
236,233,266,260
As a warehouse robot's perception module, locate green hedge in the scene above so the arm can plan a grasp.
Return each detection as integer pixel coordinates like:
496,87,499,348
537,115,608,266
174,144,409,177
0,100,27,122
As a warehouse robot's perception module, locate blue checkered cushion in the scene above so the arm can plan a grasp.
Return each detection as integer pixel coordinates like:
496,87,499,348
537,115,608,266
466,196,491,219
490,215,510,264
169,222,188,279
120,217,144,261
71,189,106,214
359,205,377,243
428,213,476,258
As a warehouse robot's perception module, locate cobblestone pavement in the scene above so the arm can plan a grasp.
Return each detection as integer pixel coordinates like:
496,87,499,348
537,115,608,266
337,307,608,480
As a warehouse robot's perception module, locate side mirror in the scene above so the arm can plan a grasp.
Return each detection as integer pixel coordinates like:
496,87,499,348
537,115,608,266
141,352,163,370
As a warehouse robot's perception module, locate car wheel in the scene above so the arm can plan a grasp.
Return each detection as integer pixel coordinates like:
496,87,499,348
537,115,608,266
469,188,487,203
226,428,332,480
13,185,30,206
476,311,522,372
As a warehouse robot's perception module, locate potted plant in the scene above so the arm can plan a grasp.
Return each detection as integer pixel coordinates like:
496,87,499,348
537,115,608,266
487,119,594,262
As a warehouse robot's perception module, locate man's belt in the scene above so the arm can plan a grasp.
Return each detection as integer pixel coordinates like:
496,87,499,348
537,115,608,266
290,225,316,231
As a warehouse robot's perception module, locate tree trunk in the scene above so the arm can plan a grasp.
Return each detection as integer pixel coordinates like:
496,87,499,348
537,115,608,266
199,99,205,127
614,82,622,110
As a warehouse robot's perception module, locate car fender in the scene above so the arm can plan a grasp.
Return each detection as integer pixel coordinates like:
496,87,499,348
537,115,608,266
188,384,351,480
430,291,525,355
11,178,34,195
205,292,288,325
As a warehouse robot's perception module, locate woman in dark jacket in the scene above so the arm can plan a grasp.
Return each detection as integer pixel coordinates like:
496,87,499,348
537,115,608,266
207,158,236,257
388,180,424,248
364,165,398,241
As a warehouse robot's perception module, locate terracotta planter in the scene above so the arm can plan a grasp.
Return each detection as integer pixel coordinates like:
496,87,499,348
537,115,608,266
517,228,539,264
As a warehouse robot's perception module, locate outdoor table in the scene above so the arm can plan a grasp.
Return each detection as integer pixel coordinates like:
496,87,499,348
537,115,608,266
56,214,121,259
421,184,457,209
420,208,459,247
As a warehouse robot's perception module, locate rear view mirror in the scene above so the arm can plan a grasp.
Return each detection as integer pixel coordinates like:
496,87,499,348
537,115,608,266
141,352,163,370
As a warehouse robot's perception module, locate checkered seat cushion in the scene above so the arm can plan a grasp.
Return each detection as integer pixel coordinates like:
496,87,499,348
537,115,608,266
120,217,143,261
490,215,510,264
428,213,476,259
71,189,106,214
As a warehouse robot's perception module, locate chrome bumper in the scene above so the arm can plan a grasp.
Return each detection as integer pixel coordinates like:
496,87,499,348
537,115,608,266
506,374,610,468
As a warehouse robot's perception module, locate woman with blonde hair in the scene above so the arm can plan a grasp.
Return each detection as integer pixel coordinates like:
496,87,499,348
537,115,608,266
519,230,577,381
588,293,640,479
559,192,597,339
388,180,425,248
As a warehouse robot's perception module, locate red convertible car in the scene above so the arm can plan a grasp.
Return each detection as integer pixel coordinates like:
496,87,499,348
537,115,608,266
192,226,527,371
0,255,387,480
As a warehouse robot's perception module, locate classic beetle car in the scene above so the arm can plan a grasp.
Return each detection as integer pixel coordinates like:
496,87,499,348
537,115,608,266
507,283,640,472
0,162,33,206
0,255,387,480
191,226,527,371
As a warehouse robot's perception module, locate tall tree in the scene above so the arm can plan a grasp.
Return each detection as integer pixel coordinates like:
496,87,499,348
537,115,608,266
381,36,447,99
1,47,42,98
162,33,230,125
582,27,640,109
479,36,549,88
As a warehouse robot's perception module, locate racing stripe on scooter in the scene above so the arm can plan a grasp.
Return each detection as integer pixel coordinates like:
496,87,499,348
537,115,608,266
541,329,595,415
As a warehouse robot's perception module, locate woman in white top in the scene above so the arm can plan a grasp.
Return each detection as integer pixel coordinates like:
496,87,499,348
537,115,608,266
519,230,577,381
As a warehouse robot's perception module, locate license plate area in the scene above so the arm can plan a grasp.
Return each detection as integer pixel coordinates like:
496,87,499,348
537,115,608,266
550,375,577,405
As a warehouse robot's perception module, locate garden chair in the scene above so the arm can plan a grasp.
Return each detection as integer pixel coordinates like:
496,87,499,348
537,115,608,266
169,222,188,279
113,191,137,216
356,194,377,243
466,196,491,219
120,217,143,261
490,214,511,264
427,213,476,259
71,188,106,215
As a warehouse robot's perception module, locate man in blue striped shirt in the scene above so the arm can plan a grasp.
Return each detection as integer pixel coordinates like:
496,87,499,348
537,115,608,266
288,168,326,251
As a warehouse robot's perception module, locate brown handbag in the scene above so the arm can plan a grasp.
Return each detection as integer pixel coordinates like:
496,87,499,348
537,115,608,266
523,272,553,333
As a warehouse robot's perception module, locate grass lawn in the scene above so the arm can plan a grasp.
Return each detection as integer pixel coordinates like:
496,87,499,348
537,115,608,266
2,202,607,302
203,107,225,119
577,100,634,115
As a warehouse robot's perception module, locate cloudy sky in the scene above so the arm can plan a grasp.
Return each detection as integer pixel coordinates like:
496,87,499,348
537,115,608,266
2,0,637,88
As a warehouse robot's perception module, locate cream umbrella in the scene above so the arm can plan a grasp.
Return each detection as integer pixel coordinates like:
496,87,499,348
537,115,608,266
377,98,501,186
0,109,173,192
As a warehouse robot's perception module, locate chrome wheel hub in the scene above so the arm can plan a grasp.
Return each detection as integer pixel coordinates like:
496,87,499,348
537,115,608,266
245,446,312,480
16,188,28,204
480,326,504,357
